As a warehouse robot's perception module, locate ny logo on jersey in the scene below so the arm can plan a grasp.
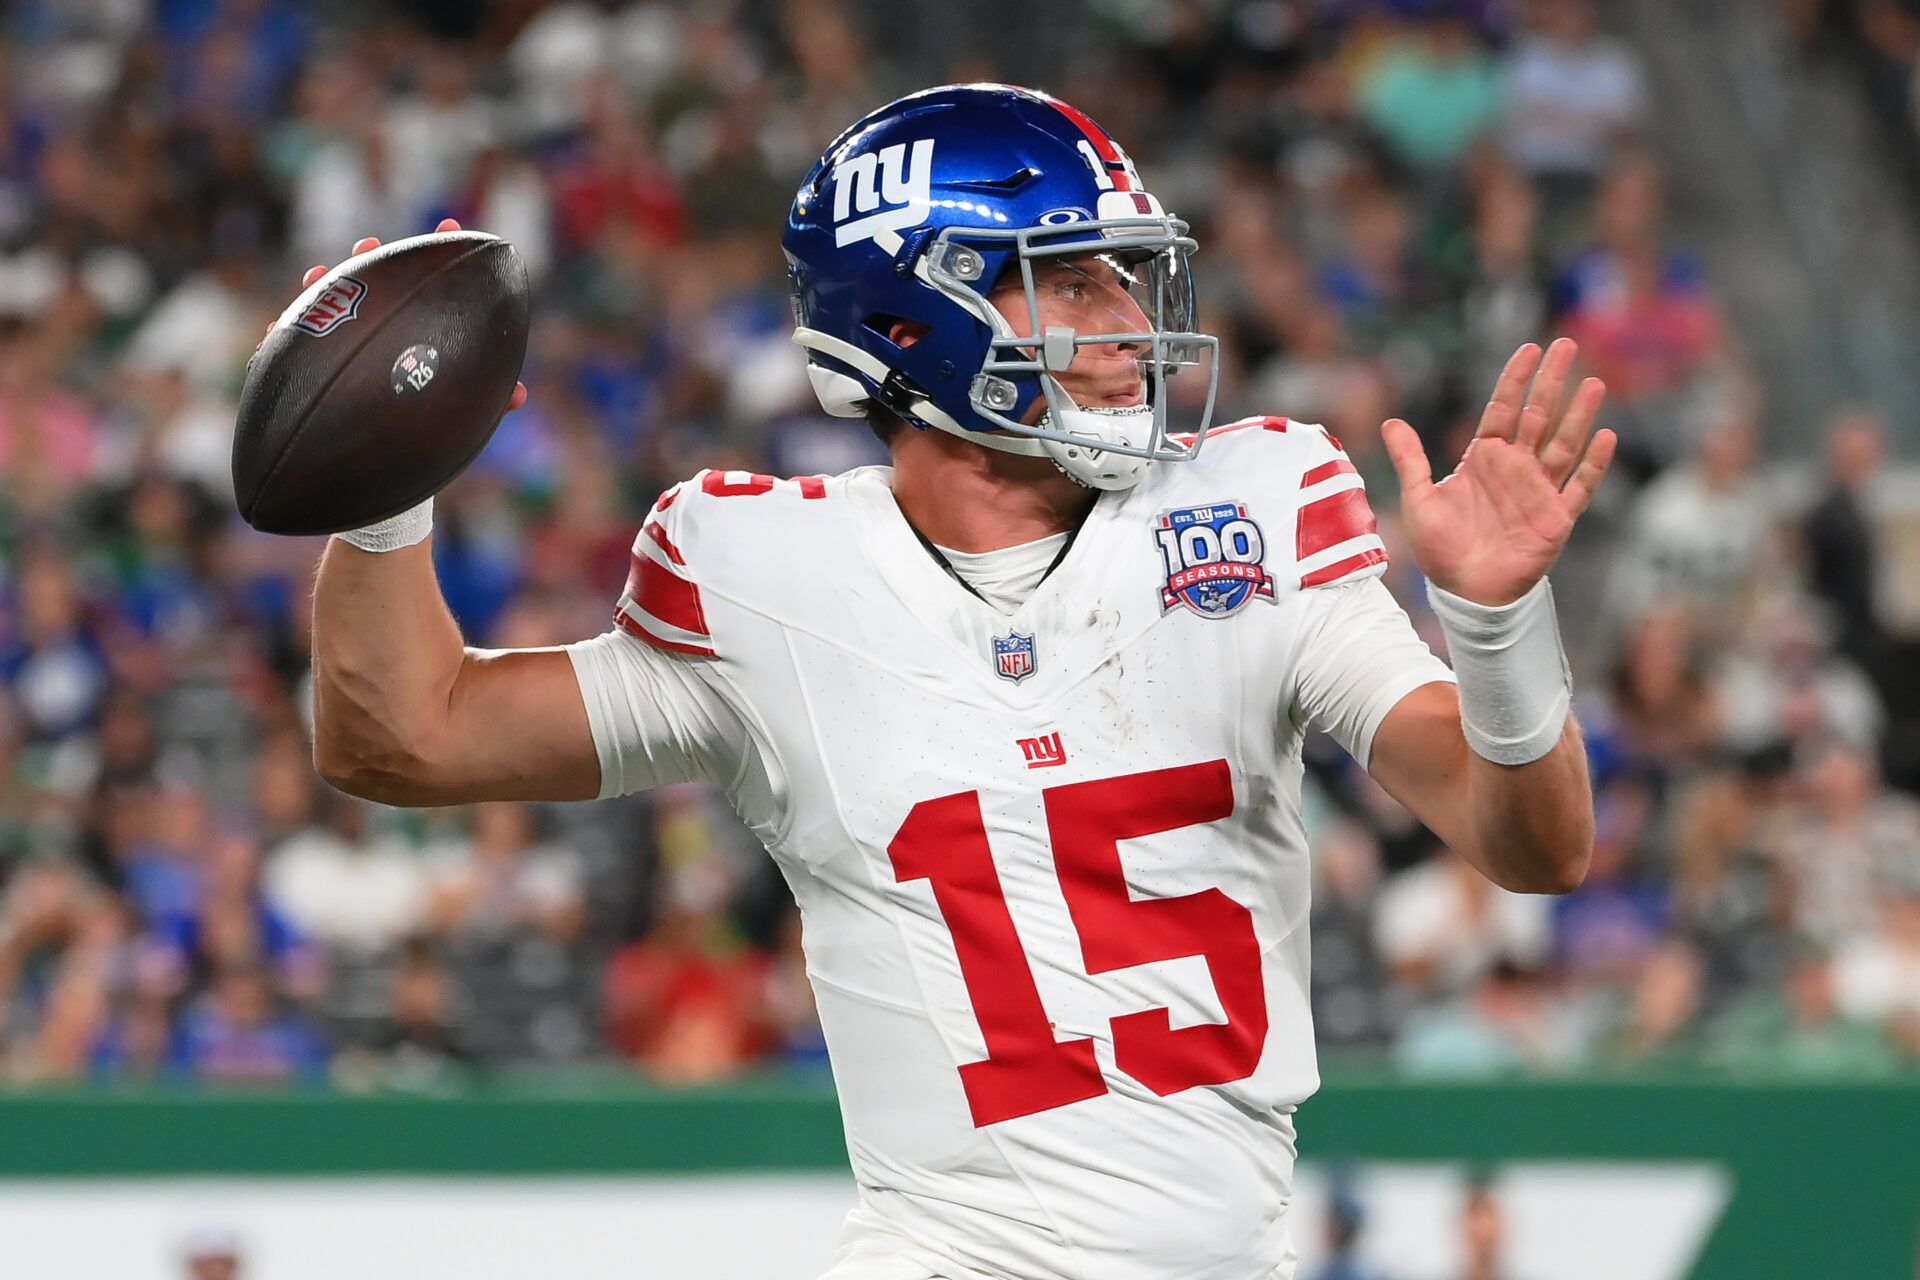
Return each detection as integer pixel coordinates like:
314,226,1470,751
1154,500,1276,619
1017,731,1067,769
992,631,1037,683
832,139,934,247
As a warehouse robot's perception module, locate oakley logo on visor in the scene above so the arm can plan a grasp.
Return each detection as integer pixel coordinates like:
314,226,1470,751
833,139,935,247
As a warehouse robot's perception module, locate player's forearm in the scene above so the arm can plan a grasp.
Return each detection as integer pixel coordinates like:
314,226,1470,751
309,537,468,803
1461,716,1593,894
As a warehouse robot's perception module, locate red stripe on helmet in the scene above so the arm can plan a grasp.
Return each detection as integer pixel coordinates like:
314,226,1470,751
1047,97,1134,192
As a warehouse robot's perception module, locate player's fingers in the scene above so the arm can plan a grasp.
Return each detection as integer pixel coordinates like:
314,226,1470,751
1541,377,1607,486
1515,337,1577,454
352,236,380,256
508,382,527,412
1475,343,1541,440
437,218,462,233
1380,417,1433,495
301,265,327,288
1559,427,1619,518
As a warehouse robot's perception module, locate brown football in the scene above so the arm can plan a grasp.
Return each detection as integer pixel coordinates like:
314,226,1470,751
232,230,530,536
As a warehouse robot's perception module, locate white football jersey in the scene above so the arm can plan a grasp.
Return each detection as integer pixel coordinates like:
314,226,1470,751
566,417,1454,1280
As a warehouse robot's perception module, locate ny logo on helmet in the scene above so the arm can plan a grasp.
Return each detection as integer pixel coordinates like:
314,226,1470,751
833,139,935,247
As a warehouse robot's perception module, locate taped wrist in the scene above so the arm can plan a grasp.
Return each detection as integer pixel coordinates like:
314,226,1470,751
335,498,433,553
1427,576,1571,766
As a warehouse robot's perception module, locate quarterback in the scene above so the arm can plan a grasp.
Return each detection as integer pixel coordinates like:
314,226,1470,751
306,86,1612,1280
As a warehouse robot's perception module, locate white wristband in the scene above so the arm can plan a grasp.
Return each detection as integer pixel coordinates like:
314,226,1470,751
334,498,433,553
1427,576,1572,766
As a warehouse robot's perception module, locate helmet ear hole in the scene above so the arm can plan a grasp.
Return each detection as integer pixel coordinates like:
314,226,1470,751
867,314,931,349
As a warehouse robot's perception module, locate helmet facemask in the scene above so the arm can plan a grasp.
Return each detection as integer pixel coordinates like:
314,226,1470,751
922,217,1221,490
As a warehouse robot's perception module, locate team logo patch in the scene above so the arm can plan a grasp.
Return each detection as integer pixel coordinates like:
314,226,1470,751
1153,500,1275,619
992,631,1037,683
292,275,368,336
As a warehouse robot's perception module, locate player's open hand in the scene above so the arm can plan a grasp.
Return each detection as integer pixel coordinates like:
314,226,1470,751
1380,338,1614,606
281,217,528,413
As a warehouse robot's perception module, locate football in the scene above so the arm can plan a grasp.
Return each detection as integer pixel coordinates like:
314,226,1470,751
232,230,530,536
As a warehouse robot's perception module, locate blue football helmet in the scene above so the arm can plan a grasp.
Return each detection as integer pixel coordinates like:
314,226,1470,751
783,83,1219,490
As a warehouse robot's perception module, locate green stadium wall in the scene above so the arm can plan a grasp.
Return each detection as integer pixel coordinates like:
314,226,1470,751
2,1075,1914,1277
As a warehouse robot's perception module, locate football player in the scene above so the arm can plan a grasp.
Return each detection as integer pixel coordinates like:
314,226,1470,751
304,85,1612,1280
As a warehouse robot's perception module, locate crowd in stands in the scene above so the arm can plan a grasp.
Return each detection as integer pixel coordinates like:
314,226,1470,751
0,0,1913,1092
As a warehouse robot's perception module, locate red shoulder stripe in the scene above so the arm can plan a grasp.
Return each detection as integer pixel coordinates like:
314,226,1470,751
624,549,710,639
1297,487,1379,560
641,519,685,566
1301,457,1357,487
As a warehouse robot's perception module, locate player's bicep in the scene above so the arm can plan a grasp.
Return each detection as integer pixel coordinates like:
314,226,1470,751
428,646,604,803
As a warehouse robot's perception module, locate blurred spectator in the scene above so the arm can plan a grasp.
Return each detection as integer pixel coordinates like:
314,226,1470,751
1353,9,1501,175
1394,960,1580,1077
1550,781,1668,983
1667,769,1795,1016
1447,160,1550,399
333,935,474,1091
604,859,770,1084
181,1224,244,1280
1311,821,1400,1052
425,802,584,945
1,544,110,747
1374,851,1552,1002
1603,936,1705,1067
171,960,327,1084
0,855,121,1081
1500,0,1646,204
1559,153,1725,468
1715,593,1883,755
1583,604,1721,789
1833,871,1920,1060
1309,1178,1391,1280
1703,941,1903,1075
1767,740,1920,948
1802,405,1892,674
757,907,827,1070
266,793,428,957
424,802,591,1062
1612,399,1776,638
1453,1174,1516,1280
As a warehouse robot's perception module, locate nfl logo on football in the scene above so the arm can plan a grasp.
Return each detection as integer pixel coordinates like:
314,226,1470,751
992,632,1037,683
293,275,369,337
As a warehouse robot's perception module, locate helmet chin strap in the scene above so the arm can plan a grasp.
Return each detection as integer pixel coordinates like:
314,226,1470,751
918,395,1155,492
1034,401,1155,490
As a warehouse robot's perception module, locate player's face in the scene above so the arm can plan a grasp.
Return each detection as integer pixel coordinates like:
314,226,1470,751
988,252,1151,413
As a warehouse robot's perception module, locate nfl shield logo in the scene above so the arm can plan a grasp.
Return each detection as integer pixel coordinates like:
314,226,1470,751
1153,500,1277,619
992,632,1037,683
292,275,369,336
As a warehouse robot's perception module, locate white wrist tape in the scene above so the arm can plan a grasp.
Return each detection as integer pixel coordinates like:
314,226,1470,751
1427,576,1572,766
334,498,433,553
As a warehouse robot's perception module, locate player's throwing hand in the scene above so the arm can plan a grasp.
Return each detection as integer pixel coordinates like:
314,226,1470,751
1380,337,1614,606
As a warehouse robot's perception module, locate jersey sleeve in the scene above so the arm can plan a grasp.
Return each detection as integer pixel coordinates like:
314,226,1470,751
564,628,747,798
1290,577,1455,768
1289,423,1390,591
567,478,747,799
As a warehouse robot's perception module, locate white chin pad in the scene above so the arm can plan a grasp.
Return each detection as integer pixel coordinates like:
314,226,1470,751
1039,404,1155,490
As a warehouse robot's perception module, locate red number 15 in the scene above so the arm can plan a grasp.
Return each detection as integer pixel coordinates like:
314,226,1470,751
887,759,1268,1127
